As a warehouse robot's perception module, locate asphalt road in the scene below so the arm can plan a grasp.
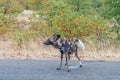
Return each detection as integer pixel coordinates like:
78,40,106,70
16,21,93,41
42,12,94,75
0,59,120,80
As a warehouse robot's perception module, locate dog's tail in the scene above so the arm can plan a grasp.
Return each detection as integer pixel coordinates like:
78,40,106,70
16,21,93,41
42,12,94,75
74,39,85,50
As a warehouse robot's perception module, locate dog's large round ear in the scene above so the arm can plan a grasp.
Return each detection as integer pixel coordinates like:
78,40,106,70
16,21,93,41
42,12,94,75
75,39,79,42
57,34,60,38
55,34,60,41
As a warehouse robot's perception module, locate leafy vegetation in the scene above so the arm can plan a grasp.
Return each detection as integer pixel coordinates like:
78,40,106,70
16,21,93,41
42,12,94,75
105,0,120,41
0,0,119,50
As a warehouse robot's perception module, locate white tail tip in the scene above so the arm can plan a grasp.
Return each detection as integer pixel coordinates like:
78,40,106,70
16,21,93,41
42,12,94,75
75,39,85,50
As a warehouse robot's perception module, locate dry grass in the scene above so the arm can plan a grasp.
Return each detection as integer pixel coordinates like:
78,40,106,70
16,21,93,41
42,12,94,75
0,34,120,61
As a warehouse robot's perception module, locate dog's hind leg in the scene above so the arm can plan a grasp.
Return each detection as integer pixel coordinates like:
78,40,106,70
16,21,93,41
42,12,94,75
56,53,63,70
75,52,82,67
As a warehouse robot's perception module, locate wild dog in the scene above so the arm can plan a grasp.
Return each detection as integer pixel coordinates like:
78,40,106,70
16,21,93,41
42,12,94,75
44,34,85,72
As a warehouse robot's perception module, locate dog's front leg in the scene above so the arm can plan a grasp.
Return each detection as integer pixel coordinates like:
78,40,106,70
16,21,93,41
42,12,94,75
56,53,63,70
65,53,71,72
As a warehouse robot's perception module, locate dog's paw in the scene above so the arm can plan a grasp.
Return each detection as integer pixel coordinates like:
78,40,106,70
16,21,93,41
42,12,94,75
65,63,67,66
67,69,70,72
56,67,61,70
68,69,70,72
80,65,83,67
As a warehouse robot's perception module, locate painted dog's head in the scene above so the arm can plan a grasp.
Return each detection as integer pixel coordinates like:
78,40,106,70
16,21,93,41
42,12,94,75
44,34,60,45
44,34,70,50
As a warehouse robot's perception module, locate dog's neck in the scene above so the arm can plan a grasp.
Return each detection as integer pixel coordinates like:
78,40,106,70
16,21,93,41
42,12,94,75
51,39,61,49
